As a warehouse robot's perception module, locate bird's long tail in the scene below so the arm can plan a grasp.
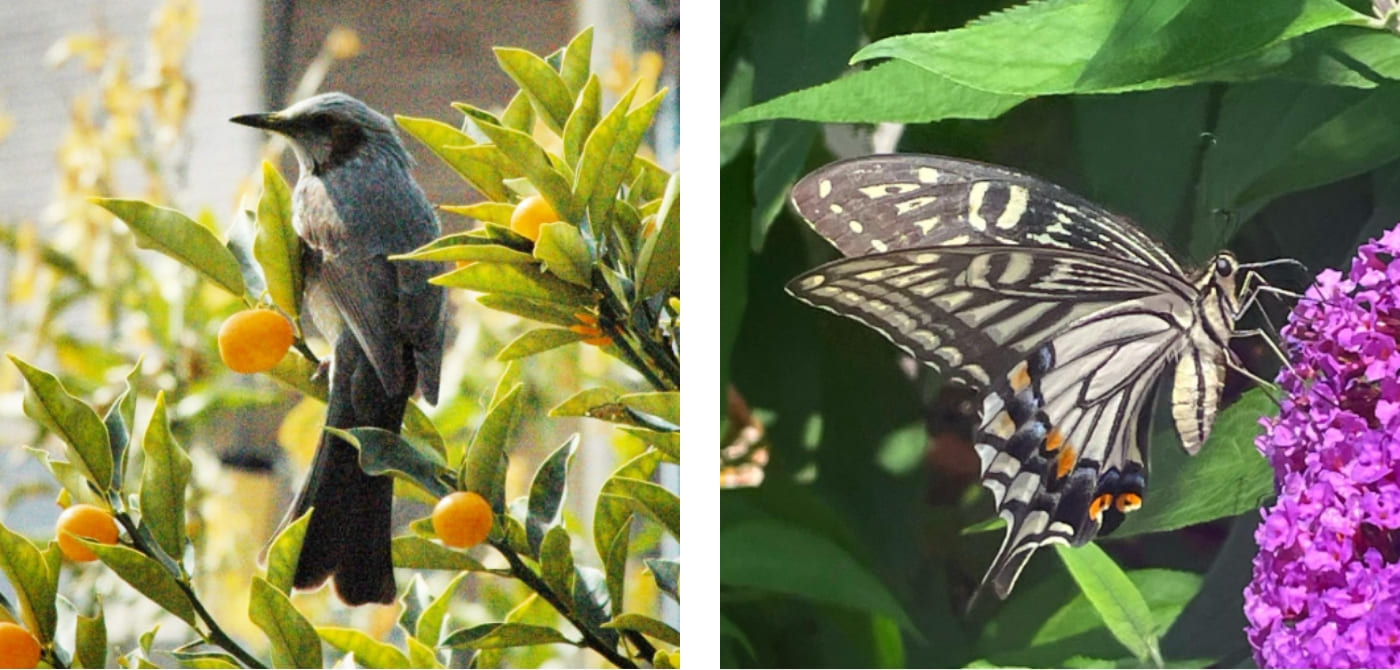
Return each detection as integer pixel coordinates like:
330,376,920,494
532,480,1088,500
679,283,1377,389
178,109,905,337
280,333,408,605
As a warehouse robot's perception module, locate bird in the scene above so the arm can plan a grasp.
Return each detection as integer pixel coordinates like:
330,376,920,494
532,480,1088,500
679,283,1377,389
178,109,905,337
231,92,447,605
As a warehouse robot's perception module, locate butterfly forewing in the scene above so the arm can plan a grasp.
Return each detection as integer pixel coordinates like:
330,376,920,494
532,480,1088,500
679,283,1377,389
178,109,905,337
790,154,1183,274
785,154,1243,603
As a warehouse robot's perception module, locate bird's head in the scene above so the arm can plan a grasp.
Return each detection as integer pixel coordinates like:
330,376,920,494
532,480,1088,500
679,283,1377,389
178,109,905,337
230,92,413,174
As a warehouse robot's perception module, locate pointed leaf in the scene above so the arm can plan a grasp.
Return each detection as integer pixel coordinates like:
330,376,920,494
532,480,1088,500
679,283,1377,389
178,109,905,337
102,360,141,493
438,202,516,226
415,572,470,646
432,262,594,306
603,613,679,646
563,76,602,167
74,602,107,669
9,355,112,491
391,535,487,572
497,328,590,362
250,576,321,668
636,173,680,299
593,449,661,565
93,198,246,296
264,511,311,594
527,435,578,553
461,384,523,511
86,542,196,626
254,161,302,320
611,477,679,539
501,90,535,132
540,526,576,600
317,626,411,668
139,392,190,558
1056,543,1162,665
440,622,570,649
395,115,508,201
559,27,593,97
533,221,593,286
329,427,452,498
0,524,57,640
476,295,581,328
495,47,573,131
602,517,630,616
475,121,575,220
646,558,678,602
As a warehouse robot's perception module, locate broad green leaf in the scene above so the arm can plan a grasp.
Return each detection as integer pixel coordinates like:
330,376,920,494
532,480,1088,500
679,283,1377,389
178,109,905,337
527,435,578,553
552,388,680,431
726,59,1023,126
496,328,590,362
438,202,516,226
250,576,321,668
1115,390,1274,537
539,526,576,599
1236,83,1400,206
415,572,470,646
550,387,621,418
628,156,671,205
602,517,630,616
461,383,523,511
476,294,582,327
403,402,447,463
501,90,535,132
636,173,680,299
74,603,106,669
645,558,679,602
475,122,575,221
329,427,452,498
611,477,679,539
721,518,918,633
396,230,532,257
138,392,190,558
0,524,57,640
496,47,573,131
440,622,570,649
592,449,662,565
603,613,679,646
391,536,487,572
432,262,594,306
264,349,327,400
397,575,432,637
255,161,302,320
852,0,1365,95
264,512,311,594
9,355,112,491
534,221,593,286
559,27,593,97
93,198,246,296
577,87,666,237
395,115,508,201
563,76,602,168
86,542,197,627
394,242,536,265
317,626,411,668
1056,543,1162,666
405,638,443,669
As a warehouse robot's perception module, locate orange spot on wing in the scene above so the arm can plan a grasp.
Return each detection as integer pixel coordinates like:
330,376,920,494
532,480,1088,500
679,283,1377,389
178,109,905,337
1055,444,1076,478
1044,428,1064,452
1089,493,1113,522
1011,363,1031,392
1115,492,1143,513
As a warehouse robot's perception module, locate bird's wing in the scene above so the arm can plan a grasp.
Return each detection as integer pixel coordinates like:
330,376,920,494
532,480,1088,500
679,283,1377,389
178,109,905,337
317,253,409,398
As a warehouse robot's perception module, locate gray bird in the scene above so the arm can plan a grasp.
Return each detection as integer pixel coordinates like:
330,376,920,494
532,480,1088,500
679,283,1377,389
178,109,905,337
232,92,446,605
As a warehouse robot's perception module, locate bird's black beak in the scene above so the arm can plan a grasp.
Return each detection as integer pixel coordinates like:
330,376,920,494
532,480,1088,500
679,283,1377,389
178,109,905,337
229,112,285,131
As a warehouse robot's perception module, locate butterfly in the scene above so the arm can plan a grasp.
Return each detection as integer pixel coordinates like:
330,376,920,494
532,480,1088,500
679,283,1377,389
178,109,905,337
785,154,1286,601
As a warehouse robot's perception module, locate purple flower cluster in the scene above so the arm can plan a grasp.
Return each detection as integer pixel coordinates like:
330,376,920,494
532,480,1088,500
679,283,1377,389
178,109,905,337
1245,227,1400,668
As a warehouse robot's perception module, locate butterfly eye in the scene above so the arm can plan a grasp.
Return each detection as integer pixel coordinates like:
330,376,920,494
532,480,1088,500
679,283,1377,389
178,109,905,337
1215,257,1234,277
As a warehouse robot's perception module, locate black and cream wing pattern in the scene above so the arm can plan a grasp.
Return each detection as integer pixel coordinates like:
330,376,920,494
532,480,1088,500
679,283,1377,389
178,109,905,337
785,155,1246,599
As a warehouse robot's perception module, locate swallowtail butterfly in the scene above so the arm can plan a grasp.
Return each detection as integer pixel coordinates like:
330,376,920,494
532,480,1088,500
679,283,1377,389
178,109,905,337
786,154,1275,601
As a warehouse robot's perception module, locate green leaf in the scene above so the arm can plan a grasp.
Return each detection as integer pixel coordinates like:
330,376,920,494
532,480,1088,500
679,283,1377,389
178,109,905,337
138,391,190,559
329,427,452,498
227,210,269,300
0,524,57,641
1055,543,1162,666
439,202,516,226
534,221,593,286
527,435,578,554
415,572,470,646
563,76,602,167
636,173,680,299
559,27,593,97
497,328,590,362
432,262,594,306
391,535,487,572
496,47,573,131
611,477,679,540
392,241,536,265
475,121,575,221
9,355,112,491
441,622,571,649
405,637,443,669
720,518,918,633
317,626,411,668
476,294,582,328
602,517,631,617
645,558,678,602
593,449,662,565
501,90,535,132
727,59,1023,127
539,526,576,600
93,198,246,296
1115,390,1274,537
102,360,141,493
264,511,311,594
852,0,1364,96
461,383,523,511
74,602,107,669
574,86,666,238
551,388,680,430
603,612,679,646
250,576,321,668
86,542,197,627
255,161,302,320
395,115,508,202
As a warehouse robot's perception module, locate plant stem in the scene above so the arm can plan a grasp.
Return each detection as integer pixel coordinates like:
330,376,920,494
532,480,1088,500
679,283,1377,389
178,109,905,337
492,542,638,668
